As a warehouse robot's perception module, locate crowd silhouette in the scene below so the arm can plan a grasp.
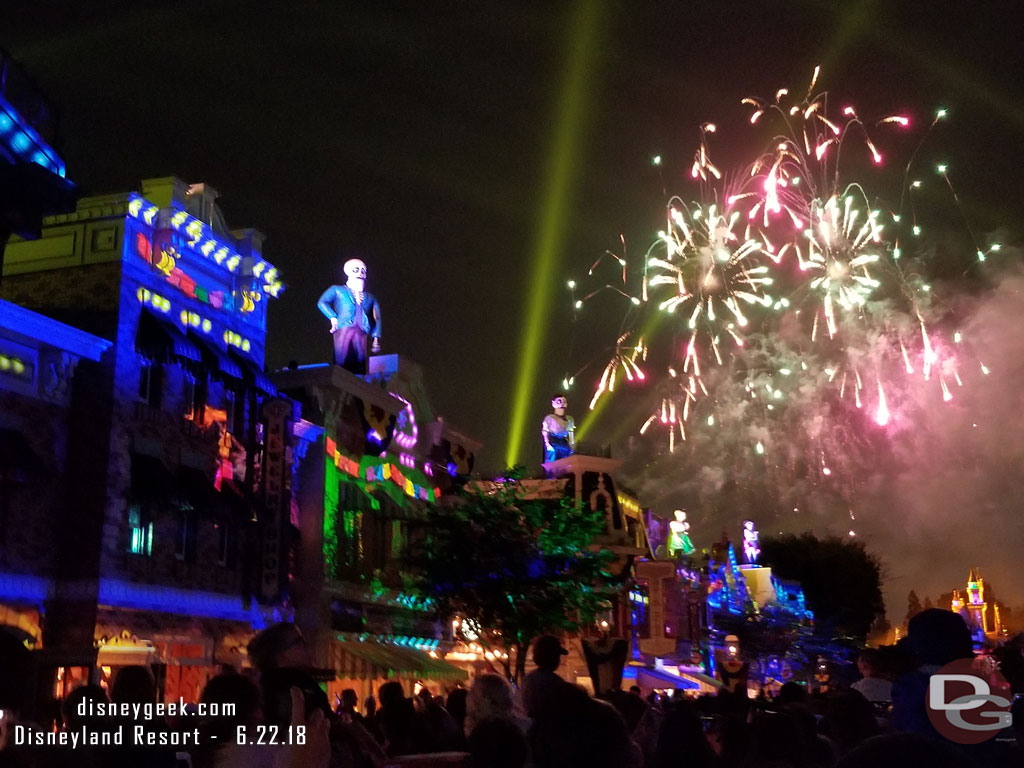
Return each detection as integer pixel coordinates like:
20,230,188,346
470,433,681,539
1,610,1022,767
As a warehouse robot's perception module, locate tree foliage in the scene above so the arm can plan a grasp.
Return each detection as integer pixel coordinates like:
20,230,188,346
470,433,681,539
760,533,884,639
906,590,923,625
405,470,619,682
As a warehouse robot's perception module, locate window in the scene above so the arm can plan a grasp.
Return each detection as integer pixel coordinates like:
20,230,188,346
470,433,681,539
390,520,404,559
182,373,203,420
175,511,195,561
340,509,363,567
127,504,153,556
138,360,162,407
224,389,237,434
216,520,235,568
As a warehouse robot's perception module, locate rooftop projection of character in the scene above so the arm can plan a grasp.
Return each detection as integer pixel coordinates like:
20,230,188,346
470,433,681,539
668,509,696,558
743,520,760,564
541,394,575,463
317,259,382,375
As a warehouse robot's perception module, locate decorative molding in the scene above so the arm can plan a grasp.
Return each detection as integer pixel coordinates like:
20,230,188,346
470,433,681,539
0,299,112,361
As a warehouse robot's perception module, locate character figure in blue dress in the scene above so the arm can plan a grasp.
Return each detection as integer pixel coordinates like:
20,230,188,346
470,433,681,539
541,394,575,463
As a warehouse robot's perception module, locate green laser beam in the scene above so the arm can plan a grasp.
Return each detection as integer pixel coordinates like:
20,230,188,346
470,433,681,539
505,0,608,468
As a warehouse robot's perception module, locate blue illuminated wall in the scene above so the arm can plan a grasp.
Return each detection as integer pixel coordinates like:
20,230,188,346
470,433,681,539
1,177,288,628
123,186,282,369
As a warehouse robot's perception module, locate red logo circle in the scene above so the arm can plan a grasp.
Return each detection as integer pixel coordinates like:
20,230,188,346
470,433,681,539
926,658,1012,744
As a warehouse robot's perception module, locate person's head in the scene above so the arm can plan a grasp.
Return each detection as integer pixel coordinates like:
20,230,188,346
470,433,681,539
246,622,310,673
111,665,156,705
749,708,808,767
550,394,567,414
857,648,883,678
820,690,880,756
341,688,358,709
200,673,263,731
906,608,974,666
344,258,367,290
532,635,568,670
775,681,808,706
629,685,642,696
62,685,108,730
467,717,528,768
673,509,686,522
446,687,468,723
655,703,711,768
467,674,515,728
378,681,406,709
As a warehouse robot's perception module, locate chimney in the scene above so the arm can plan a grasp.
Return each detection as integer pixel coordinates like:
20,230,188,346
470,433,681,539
185,182,221,225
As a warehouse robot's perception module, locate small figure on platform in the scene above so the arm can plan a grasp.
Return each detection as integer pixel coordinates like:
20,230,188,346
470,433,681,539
541,394,575,463
317,258,382,374
742,519,760,564
667,509,696,558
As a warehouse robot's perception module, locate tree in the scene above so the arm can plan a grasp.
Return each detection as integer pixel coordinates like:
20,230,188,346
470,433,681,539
405,469,619,683
759,533,885,639
923,596,934,610
906,590,923,625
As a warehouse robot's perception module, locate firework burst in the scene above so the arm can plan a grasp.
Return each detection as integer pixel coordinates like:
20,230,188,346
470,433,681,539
570,68,996,459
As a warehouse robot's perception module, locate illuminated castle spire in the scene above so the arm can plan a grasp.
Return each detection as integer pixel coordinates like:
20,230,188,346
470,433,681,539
960,568,1001,639
950,589,964,614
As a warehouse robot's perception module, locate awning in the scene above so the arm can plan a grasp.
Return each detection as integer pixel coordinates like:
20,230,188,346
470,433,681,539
96,644,156,667
227,348,277,396
136,309,202,363
331,636,468,683
216,477,252,518
177,466,216,512
0,428,46,483
188,331,243,380
130,452,175,503
634,665,722,692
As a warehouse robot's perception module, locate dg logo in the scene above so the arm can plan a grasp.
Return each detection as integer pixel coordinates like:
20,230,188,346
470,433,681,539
926,658,1013,744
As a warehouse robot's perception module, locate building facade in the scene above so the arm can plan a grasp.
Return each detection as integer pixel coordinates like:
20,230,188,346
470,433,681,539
275,355,480,702
0,300,110,714
1,177,287,710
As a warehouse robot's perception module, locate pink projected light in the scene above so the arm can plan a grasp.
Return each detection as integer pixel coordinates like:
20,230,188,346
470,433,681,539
391,393,418,449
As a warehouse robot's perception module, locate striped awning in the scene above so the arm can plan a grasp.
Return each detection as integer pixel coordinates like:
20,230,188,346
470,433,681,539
331,636,467,682
225,348,277,396
136,309,202,363
189,333,243,380
636,666,722,692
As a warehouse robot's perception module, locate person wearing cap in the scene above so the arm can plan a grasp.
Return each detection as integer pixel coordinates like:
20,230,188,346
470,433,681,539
521,635,569,719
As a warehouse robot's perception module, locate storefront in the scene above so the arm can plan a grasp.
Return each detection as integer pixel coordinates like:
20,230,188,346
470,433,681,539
626,662,722,697
93,609,255,703
328,632,468,705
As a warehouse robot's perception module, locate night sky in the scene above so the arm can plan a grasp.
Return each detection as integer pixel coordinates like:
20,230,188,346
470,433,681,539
5,1,1024,615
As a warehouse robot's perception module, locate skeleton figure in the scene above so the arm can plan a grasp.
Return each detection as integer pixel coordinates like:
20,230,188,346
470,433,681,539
317,259,382,374
742,520,760,564
668,509,696,558
541,394,575,463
